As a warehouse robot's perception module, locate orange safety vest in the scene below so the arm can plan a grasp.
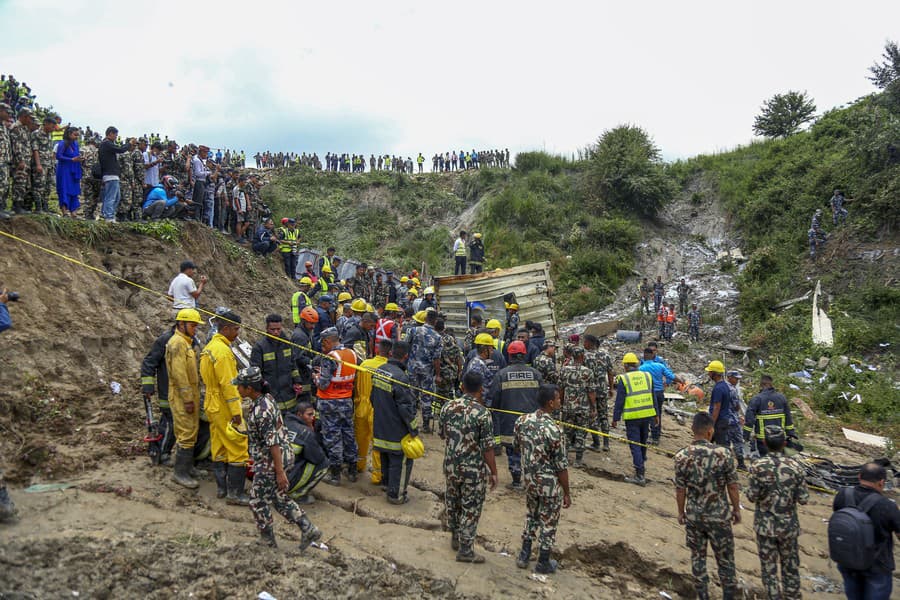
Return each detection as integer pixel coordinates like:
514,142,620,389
317,347,357,399
657,308,667,322
666,309,676,323
375,318,395,343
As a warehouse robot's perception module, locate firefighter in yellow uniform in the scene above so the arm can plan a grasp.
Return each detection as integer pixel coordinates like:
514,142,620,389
165,308,203,489
354,339,391,483
200,310,250,505
611,352,657,486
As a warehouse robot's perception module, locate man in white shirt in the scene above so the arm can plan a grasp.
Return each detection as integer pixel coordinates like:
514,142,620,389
452,230,468,275
143,141,162,188
168,260,208,312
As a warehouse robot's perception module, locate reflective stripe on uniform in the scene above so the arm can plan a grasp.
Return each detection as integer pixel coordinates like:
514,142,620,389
277,397,298,412
374,438,402,451
262,352,276,361
619,371,655,420
141,376,155,385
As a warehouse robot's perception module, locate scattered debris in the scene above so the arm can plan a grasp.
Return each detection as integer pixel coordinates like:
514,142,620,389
715,248,745,262
811,280,834,347
109,381,122,394
791,398,818,421
817,357,830,370
771,290,811,310
258,593,277,600
840,392,863,405
585,320,621,338
24,483,76,493
841,428,890,449
530,573,549,583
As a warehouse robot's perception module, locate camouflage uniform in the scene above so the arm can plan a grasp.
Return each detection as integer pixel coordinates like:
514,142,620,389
464,355,494,398
348,276,371,302
246,392,308,534
131,148,145,217
116,151,133,220
0,118,10,208
746,452,809,600
439,393,493,549
434,332,463,424
514,410,567,552
584,349,613,443
462,326,478,355
639,282,652,315
408,323,442,426
558,362,596,459
373,281,390,309
532,351,558,385
30,128,53,212
673,440,739,600
80,143,100,218
8,121,32,211
688,308,702,342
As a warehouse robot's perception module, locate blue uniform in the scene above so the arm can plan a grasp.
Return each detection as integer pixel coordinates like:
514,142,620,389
638,361,676,441
408,323,442,423
708,380,733,445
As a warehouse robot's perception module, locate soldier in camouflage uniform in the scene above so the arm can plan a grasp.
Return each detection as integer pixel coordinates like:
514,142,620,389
434,319,463,434
235,367,322,550
29,116,55,213
674,412,741,600
514,384,571,574
347,264,372,302
688,303,702,342
79,138,100,219
462,313,482,354
0,103,11,214
116,144,134,221
372,272,390,309
583,335,614,452
131,140,146,218
439,370,498,563
464,333,496,396
532,339,558,385
9,108,35,213
746,425,808,600
408,309,442,433
558,347,596,467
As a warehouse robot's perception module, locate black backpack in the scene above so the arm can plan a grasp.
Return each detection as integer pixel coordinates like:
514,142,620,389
828,488,882,571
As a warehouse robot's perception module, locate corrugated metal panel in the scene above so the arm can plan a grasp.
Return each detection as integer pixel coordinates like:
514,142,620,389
434,261,558,344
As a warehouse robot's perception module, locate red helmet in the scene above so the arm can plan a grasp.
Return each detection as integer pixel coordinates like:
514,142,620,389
508,341,527,355
281,217,290,225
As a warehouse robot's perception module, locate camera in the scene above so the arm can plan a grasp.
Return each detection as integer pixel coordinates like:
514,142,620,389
6,292,19,302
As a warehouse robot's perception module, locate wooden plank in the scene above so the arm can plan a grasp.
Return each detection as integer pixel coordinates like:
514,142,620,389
812,280,834,347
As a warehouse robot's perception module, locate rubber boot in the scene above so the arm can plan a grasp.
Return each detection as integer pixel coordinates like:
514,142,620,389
534,549,558,574
298,515,321,551
455,543,485,563
737,455,746,471
506,474,523,490
259,526,277,548
345,463,358,483
159,452,173,467
422,417,433,435
171,448,199,489
602,437,610,452
296,494,315,505
451,531,460,551
213,462,228,499
324,465,341,487
589,434,601,452
516,539,532,569
624,468,646,487
225,464,250,505
573,453,584,468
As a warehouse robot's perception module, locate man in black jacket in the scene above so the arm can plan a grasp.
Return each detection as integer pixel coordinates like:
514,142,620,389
98,126,134,222
140,326,177,466
284,401,329,504
372,341,420,504
250,314,303,415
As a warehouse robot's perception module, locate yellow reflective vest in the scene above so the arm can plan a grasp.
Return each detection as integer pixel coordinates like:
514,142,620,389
278,227,299,253
291,291,312,324
618,370,655,420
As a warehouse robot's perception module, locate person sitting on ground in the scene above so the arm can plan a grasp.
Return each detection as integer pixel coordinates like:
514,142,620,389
142,175,186,220
252,218,278,255
283,401,330,504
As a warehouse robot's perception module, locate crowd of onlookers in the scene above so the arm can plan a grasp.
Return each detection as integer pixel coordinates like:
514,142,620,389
251,148,512,174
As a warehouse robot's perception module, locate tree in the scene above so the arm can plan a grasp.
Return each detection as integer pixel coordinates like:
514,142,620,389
587,125,674,217
868,40,900,89
753,91,817,139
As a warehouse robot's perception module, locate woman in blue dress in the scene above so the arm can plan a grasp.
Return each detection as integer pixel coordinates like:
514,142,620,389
55,126,83,217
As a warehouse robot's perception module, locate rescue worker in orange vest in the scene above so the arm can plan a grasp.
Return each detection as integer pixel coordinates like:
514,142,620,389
316,327,358,486
657,303,669,340
354,339,392,484
612,352,657,487
375,302,401,345
665,302,676,341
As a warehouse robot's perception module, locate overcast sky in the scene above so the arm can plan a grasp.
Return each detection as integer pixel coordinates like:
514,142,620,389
2,0,897,161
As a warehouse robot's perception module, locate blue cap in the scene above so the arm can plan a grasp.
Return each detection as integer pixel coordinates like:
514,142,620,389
319,294,333,303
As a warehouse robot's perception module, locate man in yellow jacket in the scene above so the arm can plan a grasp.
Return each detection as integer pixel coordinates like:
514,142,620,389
165,308,204,489
200,309,250,505
354,339,391,484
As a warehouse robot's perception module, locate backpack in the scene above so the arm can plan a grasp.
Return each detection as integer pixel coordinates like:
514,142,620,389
828,487,882,571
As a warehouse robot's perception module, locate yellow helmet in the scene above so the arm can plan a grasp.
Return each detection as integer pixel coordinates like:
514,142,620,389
622,352,640,365
321,264,332,274
706,360,726,374
366,302,375,313
351,298,368,312
225,422,248,443
175,308,204,324
400,276,409,283
384,302,400,312
486,319,502,330
473,232,482,239
508,303,519,311
299,276,313,285
401,434,425,459
424,286,434,295
474,333,495,347
408,288,419,298
337,292,352,303
411,277,420,286
413,310,427,324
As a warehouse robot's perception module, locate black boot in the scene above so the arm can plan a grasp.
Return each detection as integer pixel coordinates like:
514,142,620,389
602,437,610,452
259,526,277,548
298,514,321,551
506,474,523,490
455,543,485,563
589,434,601,452
573,452,584,468
451,531,460,551
213,462,228,499
324,465,341,486
225,464,250,505
624,468,646,487
737,456,746,471
516,539,532,569
534,549,558,574
171,448,199,489
346,463,358,483
422,417,433,434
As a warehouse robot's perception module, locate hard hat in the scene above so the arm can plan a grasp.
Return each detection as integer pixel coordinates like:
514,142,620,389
400,276,409,283
366,302,375,313
411,277,420,286
411,270,419,277
300,306,319,323
508,341,527,355
622,352,640,365
351,298,368,312
299,276,313,286
424,286,434,295
572,346,585,356
706,360,726,374
175,308,203,324
401,434,425,460
337,292,352,303
413,310,427,324
726,370,743,379
384,302,400,312
473,232,482,239
474,333,495,347
408,288,419,298
508,303,519,311
281,218,290,225
321,264,332,274
486,319,502,330
231,366,262,386
225,421,248,443
320,327,340,339
319,294,334,303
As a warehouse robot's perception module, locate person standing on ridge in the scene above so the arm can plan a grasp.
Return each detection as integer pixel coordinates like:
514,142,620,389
453,230,468,275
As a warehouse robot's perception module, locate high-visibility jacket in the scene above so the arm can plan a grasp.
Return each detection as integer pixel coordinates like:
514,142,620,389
291,291,312,324
743,387,795,440
375,318,397,343
141,328,175,408
666,309,676,324
51,127,64,143
617,370,655,420
657,308,668,322
372,359,419,452
317,347,357,400
453,238,467,257
250,334,301,412
278,227,299,253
